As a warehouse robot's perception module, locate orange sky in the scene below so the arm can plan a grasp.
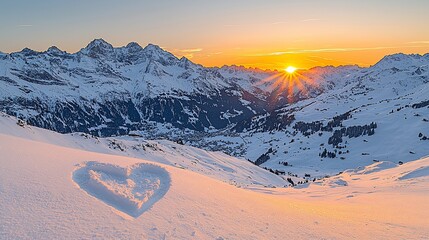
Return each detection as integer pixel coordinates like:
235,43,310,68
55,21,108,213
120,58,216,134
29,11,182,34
165,16,429,70
2,1,429,70
169,44,429,71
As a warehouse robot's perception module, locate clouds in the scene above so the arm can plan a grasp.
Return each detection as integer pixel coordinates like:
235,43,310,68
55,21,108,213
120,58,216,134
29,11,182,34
246,45,419,57
224,18,321,27
407,41,429,44
301,18,321,22
170,48,203,59
179,48,203,53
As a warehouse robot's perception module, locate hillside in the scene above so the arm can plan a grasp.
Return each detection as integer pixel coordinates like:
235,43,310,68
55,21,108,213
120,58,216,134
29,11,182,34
165,53,429,178
0,113,285,188
0,112,428,239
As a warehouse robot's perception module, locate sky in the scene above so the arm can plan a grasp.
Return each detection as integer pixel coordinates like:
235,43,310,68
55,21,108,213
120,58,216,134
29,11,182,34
1,0,429,70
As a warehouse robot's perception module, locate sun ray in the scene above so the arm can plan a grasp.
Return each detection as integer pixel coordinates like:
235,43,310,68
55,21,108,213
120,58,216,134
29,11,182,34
256,66,317,105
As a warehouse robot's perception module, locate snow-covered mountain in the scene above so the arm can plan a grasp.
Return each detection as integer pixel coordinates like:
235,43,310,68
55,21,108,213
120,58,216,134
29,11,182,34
176,53,429,176
111,52,428,178
1,40,428,179
0,39,356,136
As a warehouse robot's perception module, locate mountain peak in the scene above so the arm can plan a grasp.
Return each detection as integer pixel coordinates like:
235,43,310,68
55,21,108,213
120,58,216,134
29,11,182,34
179,56,190,62
142,44,178,65
86,38,112,48
126,42,141,48
19,47,38,56
381,53,409,61
374,53,424,69
46,46,64,55
125,42,143,52
81,38,114,58
143,43,165,53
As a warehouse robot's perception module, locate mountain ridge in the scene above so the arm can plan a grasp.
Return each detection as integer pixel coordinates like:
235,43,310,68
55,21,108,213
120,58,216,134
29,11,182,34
0,39,428,177
1,39,350,135
3,39,429,71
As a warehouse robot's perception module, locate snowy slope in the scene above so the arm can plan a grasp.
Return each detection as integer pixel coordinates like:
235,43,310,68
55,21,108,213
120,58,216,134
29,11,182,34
184,53,429,178
0,112,428,239
0,112,285,188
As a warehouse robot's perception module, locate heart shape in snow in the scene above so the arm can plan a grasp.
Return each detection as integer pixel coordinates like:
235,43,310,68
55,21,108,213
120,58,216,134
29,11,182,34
73,161,171,217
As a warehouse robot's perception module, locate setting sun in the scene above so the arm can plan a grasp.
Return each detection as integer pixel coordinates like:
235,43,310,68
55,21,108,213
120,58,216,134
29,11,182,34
285,66,297,73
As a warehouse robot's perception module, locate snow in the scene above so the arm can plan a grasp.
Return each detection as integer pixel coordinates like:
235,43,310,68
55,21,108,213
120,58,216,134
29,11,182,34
73,162,170,218
2,41,427,183
0,112,285,188
0,113,428,239
0,40,268,101
398,166,429,180
351,161,398,175
0,44,428,238
188,54,429,178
